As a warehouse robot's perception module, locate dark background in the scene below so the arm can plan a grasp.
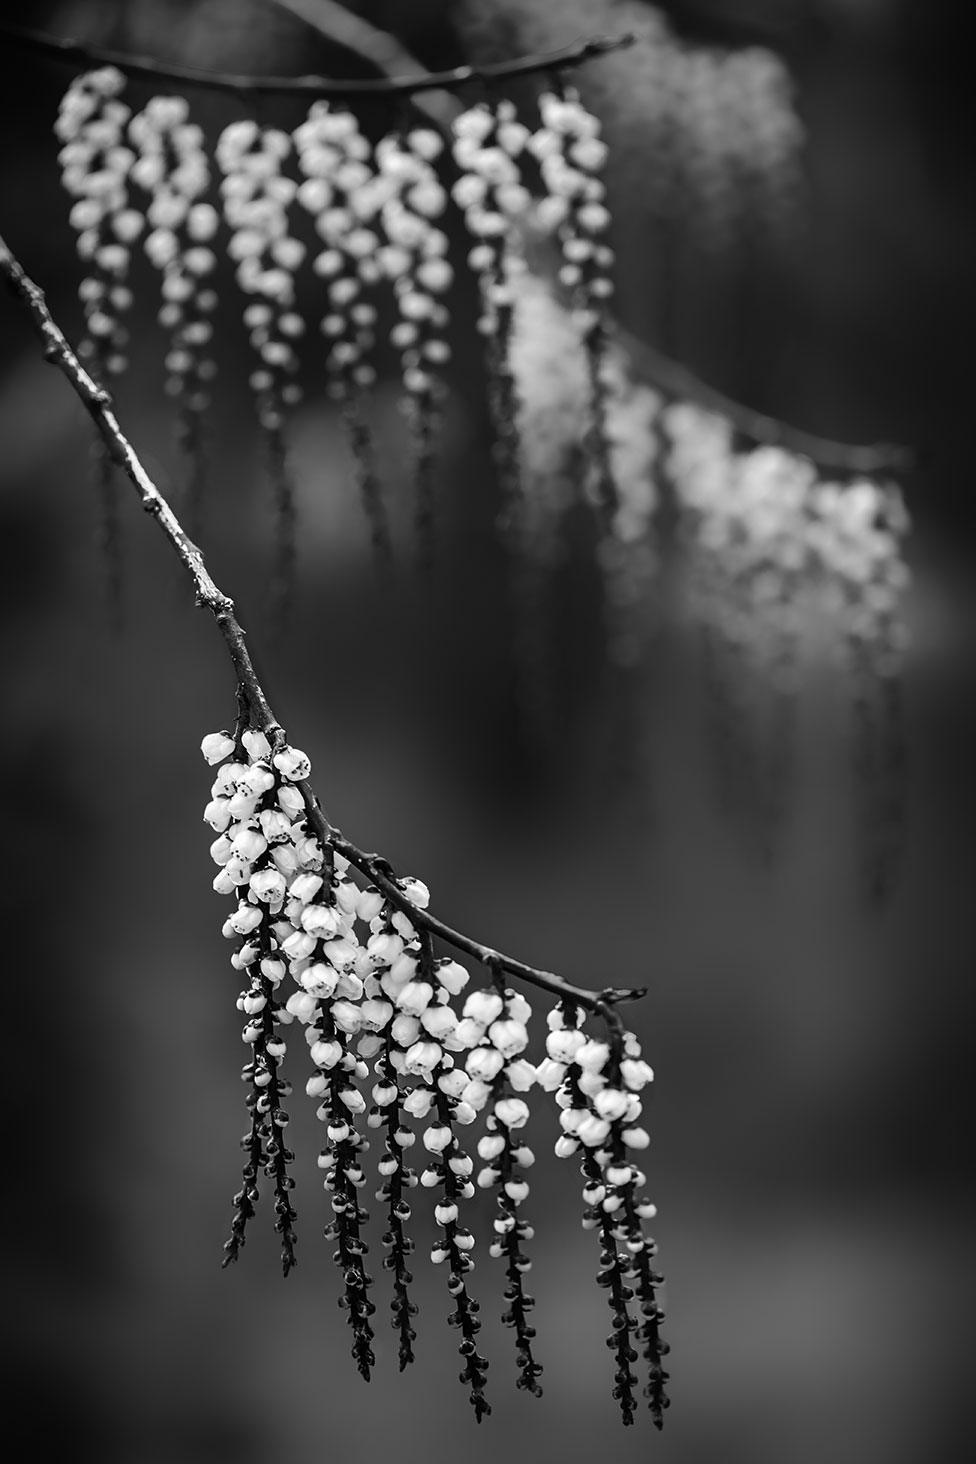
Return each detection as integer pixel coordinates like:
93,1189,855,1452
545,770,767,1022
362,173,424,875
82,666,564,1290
1,2,974,1460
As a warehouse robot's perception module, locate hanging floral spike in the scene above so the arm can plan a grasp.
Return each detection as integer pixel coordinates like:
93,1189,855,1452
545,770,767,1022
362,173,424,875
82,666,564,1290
451,100,533,536
529,86,617,522
216,120,305,623
128,95,219,528
55,65,141,617
663,401,912,862
374,126,453,560
294,102,392,559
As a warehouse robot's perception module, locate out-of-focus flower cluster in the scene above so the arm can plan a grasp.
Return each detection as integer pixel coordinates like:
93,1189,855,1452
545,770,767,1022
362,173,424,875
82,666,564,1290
451,100,533,529
663,403,912,687
201,723,666,1423
56,66,139,378
456,0,804,250
129,95,218,508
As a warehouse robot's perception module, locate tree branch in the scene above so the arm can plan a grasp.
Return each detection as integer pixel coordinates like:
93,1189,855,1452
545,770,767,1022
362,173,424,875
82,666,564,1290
0,229,641,1025
0,21,635,101
616,326,913,476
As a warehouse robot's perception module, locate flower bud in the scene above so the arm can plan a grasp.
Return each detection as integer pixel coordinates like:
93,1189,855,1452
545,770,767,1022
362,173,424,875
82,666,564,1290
622,1126,650,1150
594,1088,629,1121
286,990,317,1023
466,1047,504,1082
403,1087,434,1118
356,888,384,921
249,868,286,903
277,785,305,818
423,1124,453,1153
203,798,232,832
576,1039,610,1073
396,980,434,1016
301,903,342,938
421,1006,457,1041
201,731,235,764
272,746,311,781
494,1097,530,1130
331,1000,362,1034
463,990,504,1027
488,1018,528,1058
505,1059,536,1092
359,998,393,1032
391,1014,420,1048
229,904,263,935
290,872,324,904
436,959,469,996
546,1029,585,1063
310,1039,342,1069
577,1115,611,1147
404,1040,442,1078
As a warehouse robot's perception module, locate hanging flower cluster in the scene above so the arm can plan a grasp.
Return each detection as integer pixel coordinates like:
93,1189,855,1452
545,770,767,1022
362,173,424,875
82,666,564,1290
293,102,394,557
374,125,453,555
56,66,139,379
56,65,142,612
451,101,533,533
216,119,305,616
128,95,218,521
201,722,667,1424
457,1,804,251
529,88,617,521
662,402,911,855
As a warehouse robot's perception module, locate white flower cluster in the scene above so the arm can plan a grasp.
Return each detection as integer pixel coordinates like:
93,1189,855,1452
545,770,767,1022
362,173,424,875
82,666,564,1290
216,121,305,431
528,89,619,525
55,67,141,377
504,266,660,663
294,103,384,400
808,476,911,677
451,99,532,321
451,101,534,523
543,1001,666,1426
375,128,453,404
128,96,218,419
664,404,912,684
530,90,614,315
201,724,664,1418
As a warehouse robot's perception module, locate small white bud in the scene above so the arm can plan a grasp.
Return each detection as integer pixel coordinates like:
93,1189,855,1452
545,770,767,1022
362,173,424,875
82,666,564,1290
201,731,235,764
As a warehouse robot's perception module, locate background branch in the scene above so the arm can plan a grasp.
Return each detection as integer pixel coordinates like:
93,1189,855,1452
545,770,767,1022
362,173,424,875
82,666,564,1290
0,229,640,1025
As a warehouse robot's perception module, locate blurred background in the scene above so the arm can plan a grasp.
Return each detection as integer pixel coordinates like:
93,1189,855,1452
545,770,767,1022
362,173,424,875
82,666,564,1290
1,1,974,1461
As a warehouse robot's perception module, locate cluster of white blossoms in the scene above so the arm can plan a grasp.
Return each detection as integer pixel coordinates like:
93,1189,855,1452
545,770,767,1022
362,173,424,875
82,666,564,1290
665,44,803,250
56,67,141,378
201,723,665,1421
529,90,618,521
293,102,391,555
216,120,306,431
375,127,453,545
451,101,533,526
128,95,219,497
294,103,382,399
505,267,661,663
543,1001,667,1427
664,403,912,686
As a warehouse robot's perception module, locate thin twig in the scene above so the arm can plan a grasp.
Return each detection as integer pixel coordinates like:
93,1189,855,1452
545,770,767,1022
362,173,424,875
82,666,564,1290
0,22,635,99
0,230,643,1023
616,326,912,476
